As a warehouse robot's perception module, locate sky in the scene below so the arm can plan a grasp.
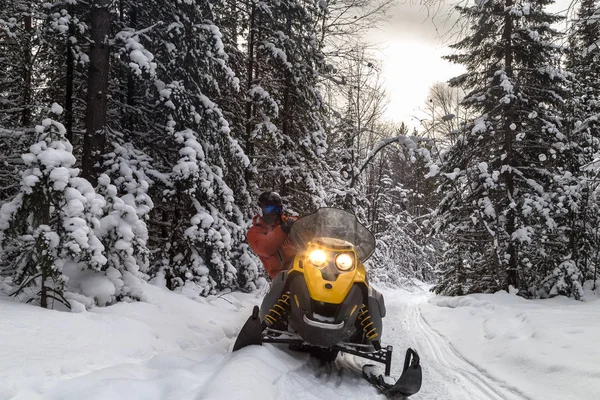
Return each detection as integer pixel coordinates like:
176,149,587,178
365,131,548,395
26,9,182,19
366,1,465,130
369,0,574,130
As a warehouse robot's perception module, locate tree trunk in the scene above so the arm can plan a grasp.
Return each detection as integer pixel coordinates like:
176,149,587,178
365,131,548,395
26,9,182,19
40,263,47,309
21,14,33,126
126,6,137,131
65,10,75,143
83,0,111,185
231,0,238,40
244,2,256,185
282,80,291,138
39,203,50,308
502,0,518,290
282,16,292,139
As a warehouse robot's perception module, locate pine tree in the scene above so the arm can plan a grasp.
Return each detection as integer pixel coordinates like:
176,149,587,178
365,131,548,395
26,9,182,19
125,0,255,294
433,0,573,297
562,0,600,291
243,0,329,212
0,106,107,308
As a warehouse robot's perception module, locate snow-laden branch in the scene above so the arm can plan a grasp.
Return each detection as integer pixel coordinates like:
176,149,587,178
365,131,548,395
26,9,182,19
351,134,427,187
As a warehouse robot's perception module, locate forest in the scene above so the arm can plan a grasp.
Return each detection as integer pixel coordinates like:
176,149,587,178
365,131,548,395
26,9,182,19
1,0,599,310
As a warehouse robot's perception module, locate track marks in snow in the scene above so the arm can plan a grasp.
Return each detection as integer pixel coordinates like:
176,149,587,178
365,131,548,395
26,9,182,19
385,294,530,400
41,289,541,400
420,307,528,400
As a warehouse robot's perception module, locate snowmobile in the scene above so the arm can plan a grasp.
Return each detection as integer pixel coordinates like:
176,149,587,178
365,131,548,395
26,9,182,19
233,208,422,398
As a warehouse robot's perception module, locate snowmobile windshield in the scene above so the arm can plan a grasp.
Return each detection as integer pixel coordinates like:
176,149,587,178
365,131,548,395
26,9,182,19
289,208,376,262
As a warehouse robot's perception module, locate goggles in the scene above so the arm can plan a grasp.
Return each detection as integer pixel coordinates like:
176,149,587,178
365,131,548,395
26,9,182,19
260,204,282,215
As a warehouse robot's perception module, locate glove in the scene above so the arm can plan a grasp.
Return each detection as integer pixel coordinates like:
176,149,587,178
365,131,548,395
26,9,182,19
280,217,295,234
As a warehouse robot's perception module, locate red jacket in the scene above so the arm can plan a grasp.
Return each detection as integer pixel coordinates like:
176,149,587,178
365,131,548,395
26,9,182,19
247,215,297,279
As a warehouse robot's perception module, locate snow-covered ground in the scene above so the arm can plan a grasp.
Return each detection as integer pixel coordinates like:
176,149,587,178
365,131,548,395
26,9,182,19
2,283,599,400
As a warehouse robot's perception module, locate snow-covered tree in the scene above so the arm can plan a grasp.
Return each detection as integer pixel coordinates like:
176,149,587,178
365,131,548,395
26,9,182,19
368,169,438,285
562,0,600,291
95,172,148,301
243,0,330,212
433,0,574,297
0,106,106,308
125,0,256,294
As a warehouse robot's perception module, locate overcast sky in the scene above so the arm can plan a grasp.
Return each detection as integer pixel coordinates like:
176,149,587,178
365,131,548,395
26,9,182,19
368,0,573,130
366,1,463,130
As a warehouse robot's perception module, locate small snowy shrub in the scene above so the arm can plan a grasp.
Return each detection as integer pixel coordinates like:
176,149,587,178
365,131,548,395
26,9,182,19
98,143,155,302
233,242,262,292
0,107,107,308
95,174,149,302
542,259,585,300
160,128,241,296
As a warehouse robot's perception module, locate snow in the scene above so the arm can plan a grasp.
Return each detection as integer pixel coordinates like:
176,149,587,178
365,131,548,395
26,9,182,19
472,116,488,134
2,283,600,399
511,226,533,243
421,290,600,399
115,31,157,77
444,168,461,181
425,163,439,178
51,103,63,115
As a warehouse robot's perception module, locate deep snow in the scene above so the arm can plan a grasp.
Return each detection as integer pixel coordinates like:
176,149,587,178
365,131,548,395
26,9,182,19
1,283,599,400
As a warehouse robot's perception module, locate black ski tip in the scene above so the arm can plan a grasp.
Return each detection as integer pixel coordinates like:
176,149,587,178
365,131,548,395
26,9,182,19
388,348,422,397
232,305,264,351
362,348,422,398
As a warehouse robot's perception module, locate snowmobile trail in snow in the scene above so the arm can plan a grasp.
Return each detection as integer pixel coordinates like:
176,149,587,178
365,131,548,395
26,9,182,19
203,291,533,400
42,289,536,400
386,292,530,400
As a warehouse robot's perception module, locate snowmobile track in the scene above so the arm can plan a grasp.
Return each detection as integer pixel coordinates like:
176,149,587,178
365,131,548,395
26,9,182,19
413,302,531,400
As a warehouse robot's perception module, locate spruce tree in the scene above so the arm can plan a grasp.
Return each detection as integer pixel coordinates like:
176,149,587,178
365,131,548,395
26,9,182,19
0,106,106,308
561,0,600,292
433,0,572,297
126,0,255,294
245,0,329,212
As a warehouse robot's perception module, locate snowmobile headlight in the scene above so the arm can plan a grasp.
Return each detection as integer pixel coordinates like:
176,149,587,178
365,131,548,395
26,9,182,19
308,249,327,267
335,253,354,271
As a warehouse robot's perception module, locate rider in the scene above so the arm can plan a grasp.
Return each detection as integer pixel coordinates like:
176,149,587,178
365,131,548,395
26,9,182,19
247,191,297,279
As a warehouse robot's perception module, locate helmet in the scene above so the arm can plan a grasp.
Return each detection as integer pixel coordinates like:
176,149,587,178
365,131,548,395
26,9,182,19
258,191,282,208
257,191,283,219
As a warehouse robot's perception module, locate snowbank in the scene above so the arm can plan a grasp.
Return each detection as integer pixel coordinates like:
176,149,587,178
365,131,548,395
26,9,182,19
4,282,600,399
420,291,600,400
0,284,380,400
0,284,259,399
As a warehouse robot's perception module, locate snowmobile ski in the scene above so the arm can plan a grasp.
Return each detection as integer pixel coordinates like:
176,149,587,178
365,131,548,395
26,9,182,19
362,348,422,398
234,309,422,397
232,305,264,351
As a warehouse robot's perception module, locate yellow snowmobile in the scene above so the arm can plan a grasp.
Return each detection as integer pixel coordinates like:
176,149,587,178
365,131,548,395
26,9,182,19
233,208,422,398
